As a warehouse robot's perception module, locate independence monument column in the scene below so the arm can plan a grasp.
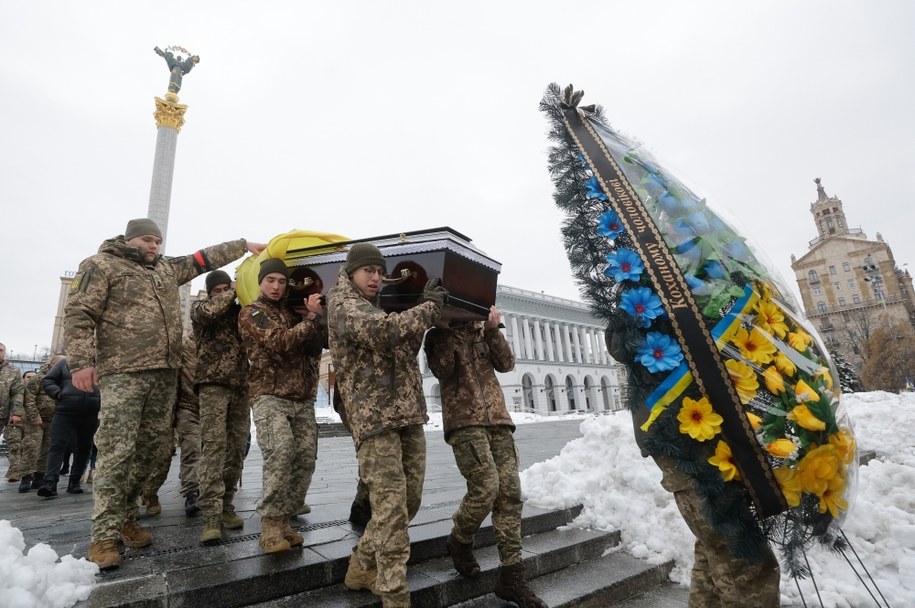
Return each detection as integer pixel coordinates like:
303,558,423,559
149,45,200,250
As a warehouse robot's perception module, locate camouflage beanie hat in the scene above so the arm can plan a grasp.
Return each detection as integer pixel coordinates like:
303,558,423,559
205,270,232,294
258,258,289,284
125,218,163,241
345,243,386,275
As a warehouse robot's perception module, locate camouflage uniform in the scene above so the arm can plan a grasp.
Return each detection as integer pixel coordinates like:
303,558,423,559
327,268,441,606
655,455,780,608
238,294,325,517
424,323,523,565
605,329,780,608
143,336,200,501
64,235,248,543
1,359,23,479
191,288,250,518
16,366,56,477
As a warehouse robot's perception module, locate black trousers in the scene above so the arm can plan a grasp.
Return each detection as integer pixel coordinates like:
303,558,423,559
44,414,99,486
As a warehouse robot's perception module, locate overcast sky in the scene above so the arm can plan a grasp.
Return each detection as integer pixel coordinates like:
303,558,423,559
1,1,913,358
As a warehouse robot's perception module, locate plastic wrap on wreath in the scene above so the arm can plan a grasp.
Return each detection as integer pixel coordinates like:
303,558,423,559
541,83,856,569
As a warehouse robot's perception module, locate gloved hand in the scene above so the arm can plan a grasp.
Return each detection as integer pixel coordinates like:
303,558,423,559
422,278,449,309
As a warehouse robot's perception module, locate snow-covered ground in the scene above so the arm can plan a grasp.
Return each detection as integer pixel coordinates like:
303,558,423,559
2,392,911,607
521,391,915,607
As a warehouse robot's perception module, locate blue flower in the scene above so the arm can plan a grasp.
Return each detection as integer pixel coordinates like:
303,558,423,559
671,217,697,239
597,210,625,240
703,260,728,280
585,175,608,201
605,248,644,282
658,191,681,215
636,332,684,373
620,287,664,328
684,212,712,235
684,273,711,296
724,240,751,263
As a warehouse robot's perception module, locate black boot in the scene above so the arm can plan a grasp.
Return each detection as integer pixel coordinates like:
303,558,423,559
494,562,548,608
18,475,33,493
66,480,83,494
184,490,201,517
348,499,372,528
38,480,58,498
446,533,481,578
31,472,44,489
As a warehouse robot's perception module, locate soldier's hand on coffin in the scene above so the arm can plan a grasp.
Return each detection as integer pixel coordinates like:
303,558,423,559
484,306,502,330
422,278,449,308
244,241,267,255
305,293,325,316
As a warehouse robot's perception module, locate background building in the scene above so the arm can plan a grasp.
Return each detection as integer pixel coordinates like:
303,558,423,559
791,179,915,368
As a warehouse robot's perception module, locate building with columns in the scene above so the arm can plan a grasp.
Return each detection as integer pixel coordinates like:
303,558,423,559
421,284,625,414
790,178,915,368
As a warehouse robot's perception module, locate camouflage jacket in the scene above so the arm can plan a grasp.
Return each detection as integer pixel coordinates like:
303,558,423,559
0,359,23,422
424,323,516,439
191,288,248,389
177,335,199,414
22,366,55,422
327,268,441,448
65,236,247,378
238,295,326,401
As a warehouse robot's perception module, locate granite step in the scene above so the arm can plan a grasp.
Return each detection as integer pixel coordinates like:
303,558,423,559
250,526,622,607
81,505,584,608
453,552,678,608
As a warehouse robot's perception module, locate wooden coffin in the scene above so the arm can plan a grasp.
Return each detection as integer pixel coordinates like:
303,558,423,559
283,227,501,322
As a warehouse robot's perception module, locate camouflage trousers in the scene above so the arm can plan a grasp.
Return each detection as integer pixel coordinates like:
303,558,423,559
354,425,426,603
197,384,250,517
335,392,370,509
252,396,317,517
448,426,523,566
4,423,23,479
17,416,53,476
654,455,780,608
91,369,178,542
143,407,200,500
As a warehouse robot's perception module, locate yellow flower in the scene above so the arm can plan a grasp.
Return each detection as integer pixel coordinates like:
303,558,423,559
775,352,797,378
819,475,848,518
774,466,803,507
829,430,856,464
815,367,834,390
677,396,723,441
708,440,741,482
788,330,813,351
755,300,789,339
788,404,827,431
766,438,796,458
726,359,759,404
793,380,819,403
762,366,786,395
796,444,840,496
731,327,777,365
746,411,763,431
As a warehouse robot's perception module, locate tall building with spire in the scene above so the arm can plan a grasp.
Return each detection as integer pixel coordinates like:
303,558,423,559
790,179,915,368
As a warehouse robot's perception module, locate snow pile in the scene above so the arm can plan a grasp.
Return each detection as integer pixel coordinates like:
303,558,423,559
520,391,915,607
0,520,97,608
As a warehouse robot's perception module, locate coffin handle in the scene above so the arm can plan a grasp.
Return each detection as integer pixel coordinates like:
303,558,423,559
382,269,413,285
289,277,314,288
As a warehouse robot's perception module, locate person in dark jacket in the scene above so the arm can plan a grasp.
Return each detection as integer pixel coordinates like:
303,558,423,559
38,356,101,497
